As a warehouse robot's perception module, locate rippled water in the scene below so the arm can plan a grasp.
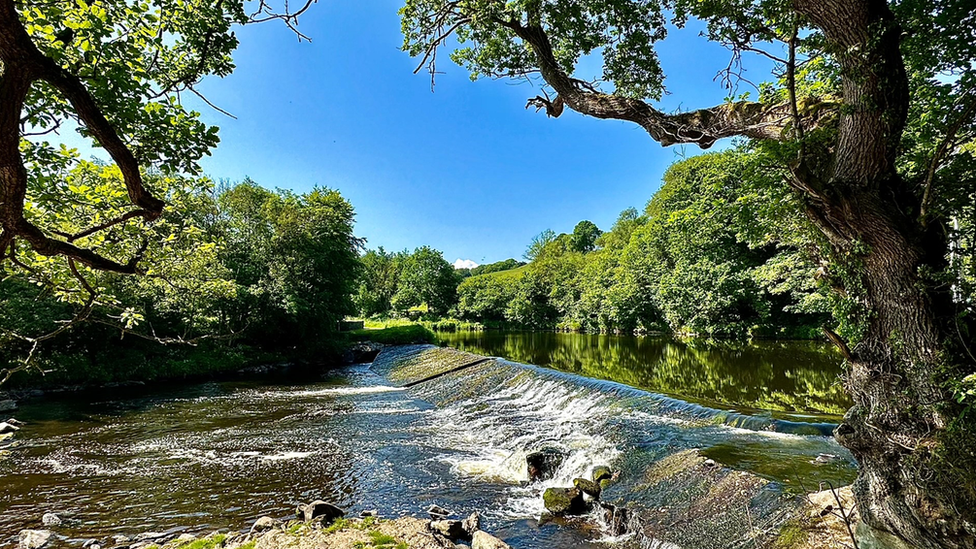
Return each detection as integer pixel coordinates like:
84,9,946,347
0,341,856,549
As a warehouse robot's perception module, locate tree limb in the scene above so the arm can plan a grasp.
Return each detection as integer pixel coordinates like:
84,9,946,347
498,18,819,149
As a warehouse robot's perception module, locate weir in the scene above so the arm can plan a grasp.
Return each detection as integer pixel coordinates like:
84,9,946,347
372,344,856,548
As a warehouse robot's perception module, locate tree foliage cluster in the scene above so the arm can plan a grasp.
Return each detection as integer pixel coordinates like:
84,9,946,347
1,174,361,385
353,245,460,317
454,150,839,337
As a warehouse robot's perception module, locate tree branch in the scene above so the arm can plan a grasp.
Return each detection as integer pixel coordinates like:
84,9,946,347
499,18,823,149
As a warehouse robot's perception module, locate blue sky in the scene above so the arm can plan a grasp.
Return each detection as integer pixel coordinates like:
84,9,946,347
94,2,774,265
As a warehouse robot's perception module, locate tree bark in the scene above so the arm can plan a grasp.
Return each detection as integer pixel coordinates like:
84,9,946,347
0,0,164,273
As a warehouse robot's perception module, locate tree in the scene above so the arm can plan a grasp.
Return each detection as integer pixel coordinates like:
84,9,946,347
569,220,602,253
394,246,460,315
0,0,315,378
354,248,407,317
401,1,976,546
523,229,557,261
216,181,362,354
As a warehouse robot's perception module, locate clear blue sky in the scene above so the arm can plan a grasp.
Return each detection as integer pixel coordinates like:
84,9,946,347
140,3,774,265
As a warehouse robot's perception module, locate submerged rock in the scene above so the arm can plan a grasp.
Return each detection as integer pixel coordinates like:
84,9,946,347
526,448,566,481
297,500,344,523
0,399,17,412
471,531,512,549
18,530,53,549
41,513,62,527
543,487,587,515
573,477,601,499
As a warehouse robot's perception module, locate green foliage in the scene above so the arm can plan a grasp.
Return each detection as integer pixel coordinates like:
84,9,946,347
569,220,602,253
455,150,829,337
2,178,362,386
354,248,407,317
392,246,459,315
349,325,437,346
469,258,525,277
216,180,363,356
401,0,667,99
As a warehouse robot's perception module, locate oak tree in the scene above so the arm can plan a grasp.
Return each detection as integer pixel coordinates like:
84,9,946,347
401,0,976,546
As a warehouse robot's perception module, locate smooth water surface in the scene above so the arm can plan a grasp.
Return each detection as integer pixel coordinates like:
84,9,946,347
439,332,850,418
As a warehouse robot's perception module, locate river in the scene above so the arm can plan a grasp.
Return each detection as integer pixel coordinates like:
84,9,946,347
0,333,854,548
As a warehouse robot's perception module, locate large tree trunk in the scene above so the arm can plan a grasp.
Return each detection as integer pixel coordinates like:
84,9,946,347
811,179,976,547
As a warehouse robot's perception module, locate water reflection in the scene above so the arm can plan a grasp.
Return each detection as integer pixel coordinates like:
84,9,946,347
439,332,850,418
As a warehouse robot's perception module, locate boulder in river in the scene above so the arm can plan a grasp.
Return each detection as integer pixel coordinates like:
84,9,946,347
0,421,20,434
591,465,612,483
543,487,587,515
573,477,601,498
41,513,62,527
471,531,512,549
18,530,53,549
297,500,344,523
427,504,452,519
526,448,565,481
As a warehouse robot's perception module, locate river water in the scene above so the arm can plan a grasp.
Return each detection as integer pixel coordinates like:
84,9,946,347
0,334,855,548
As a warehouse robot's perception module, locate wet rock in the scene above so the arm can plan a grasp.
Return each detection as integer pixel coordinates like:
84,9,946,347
41,513,62,527
703,459,717,467
814,453,840,464
543,487,587,515
461,511,481,535
0,421,20,434
427,504,452,519
591,465,612,483
0,399,16,412
600,503,631,537
19,530,54,549
430,519,468,541
112,534,131,545
471,531,511,549
7,417,24,426
360,510,379,518
573,478,601,499
526,448,565,481
297,500,344,523
250,516,278,534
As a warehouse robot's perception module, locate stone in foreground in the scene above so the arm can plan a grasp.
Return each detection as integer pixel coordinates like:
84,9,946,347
543,487,587,515
250,516,278,534
19,530,53,549
471,530,512,549
430,519,468,541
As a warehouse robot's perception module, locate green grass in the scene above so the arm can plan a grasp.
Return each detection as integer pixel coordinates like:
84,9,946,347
182,534,227,549
348,324,436,345
352,530,408,549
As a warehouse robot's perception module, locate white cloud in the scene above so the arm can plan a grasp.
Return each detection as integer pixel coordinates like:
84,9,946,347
453,258,479,269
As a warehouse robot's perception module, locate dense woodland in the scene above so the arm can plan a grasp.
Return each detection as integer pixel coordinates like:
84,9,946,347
2,0,976,546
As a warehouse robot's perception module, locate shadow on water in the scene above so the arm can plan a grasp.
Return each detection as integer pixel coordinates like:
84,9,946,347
439,331,851,419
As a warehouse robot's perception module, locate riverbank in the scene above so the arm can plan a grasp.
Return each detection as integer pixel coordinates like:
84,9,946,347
18,506,516,549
